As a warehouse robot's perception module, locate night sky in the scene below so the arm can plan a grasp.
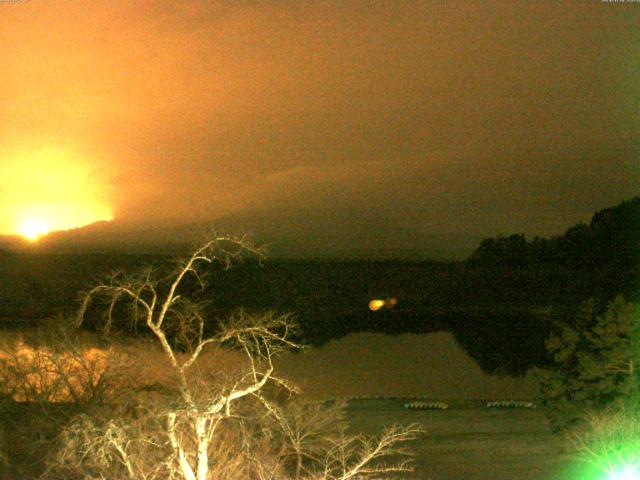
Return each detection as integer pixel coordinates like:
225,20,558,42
1,1,639,258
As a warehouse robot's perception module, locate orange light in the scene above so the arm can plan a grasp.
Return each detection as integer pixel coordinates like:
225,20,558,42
369,297,398,312
0,146,113,240
369,299,386,311
17,219,50,241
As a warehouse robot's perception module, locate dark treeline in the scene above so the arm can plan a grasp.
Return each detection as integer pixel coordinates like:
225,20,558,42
469,196,640,301
455,197,640,374
0,197,638,377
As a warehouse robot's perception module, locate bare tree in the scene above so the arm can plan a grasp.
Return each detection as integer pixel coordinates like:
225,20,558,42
46,236,422,480
0,316,124,404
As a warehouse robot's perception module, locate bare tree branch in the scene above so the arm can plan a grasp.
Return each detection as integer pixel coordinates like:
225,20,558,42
44,236,421,480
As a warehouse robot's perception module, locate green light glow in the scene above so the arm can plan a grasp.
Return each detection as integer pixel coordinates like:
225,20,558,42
608,463,640,480
554,405,640,480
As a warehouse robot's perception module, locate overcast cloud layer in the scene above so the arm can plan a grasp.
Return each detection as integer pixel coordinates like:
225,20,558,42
1,1,639,258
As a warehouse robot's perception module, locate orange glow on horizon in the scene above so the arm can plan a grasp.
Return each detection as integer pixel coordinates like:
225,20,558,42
17,219,50,241
0,146,114,240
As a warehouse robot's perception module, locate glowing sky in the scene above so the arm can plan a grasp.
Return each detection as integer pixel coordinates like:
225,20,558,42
0,145,112,240
1,1,638,256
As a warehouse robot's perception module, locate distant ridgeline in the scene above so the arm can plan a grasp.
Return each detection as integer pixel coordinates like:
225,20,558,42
468,196,640,302
0,197,638,377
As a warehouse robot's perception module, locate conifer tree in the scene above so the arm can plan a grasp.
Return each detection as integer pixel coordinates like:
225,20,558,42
536,296,639,431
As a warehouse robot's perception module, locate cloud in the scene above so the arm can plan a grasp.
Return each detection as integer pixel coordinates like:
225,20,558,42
1,0,638,256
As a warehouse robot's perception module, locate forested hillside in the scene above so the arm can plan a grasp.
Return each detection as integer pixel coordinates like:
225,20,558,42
0,197,637,376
